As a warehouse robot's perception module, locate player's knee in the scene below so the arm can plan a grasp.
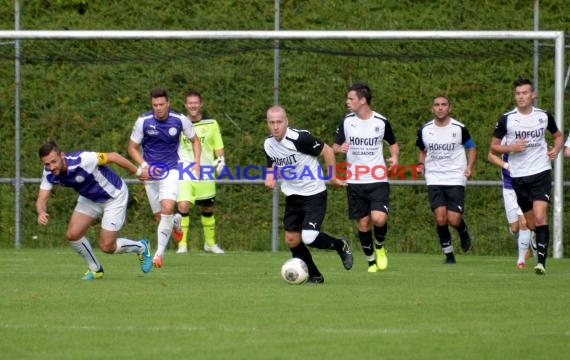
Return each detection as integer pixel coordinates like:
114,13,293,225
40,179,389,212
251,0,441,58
65,230,81,241
177,202,190,213
99,242,115,254
301,229,319,245
201,211,213,217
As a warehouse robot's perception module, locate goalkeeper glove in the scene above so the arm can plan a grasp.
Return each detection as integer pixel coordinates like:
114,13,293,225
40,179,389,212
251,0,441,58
214,156,225,174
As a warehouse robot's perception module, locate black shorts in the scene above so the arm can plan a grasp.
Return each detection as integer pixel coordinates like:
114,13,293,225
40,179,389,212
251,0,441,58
427,185,465,213
283,190,327,232
347,182,390,220
511,170,551,213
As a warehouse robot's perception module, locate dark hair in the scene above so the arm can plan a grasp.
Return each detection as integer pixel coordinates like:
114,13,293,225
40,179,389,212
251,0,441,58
348,82,372,105
514,77,533,90
433,95,451,106
150,87,169,100
184,90,202,102
38,141,61,158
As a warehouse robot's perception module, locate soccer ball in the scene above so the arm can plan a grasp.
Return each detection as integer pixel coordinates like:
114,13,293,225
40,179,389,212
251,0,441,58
280,258,309,285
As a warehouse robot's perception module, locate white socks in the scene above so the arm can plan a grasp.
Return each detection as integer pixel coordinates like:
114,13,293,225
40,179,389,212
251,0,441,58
114,238,144,254
155,214,173,257
69,237,101,272
517,229,531,263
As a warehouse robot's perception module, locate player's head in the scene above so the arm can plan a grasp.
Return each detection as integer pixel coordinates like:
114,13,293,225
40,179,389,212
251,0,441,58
513,77,535,110
346,82,372,113
39,141,66,175
266,105,288,141
150,87,170,120
431,96,451,121
184,90,203,120
348,82,372,104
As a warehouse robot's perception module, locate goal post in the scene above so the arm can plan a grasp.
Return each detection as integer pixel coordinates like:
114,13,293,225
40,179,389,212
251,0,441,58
1,30,565,258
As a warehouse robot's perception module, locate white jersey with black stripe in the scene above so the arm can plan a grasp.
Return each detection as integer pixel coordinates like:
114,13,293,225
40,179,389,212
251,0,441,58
416,118,473,186
492,107,558,178
264,127,326,197
333,111,397,184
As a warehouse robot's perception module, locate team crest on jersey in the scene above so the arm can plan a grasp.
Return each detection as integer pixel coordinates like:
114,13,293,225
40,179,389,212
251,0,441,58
375,126,380,133
539,118,545,123
75,176,85,183
452,132,456,137
168,127,178,136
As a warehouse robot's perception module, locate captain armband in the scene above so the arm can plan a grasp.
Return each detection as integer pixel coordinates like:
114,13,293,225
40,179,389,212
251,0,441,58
96,152,108,165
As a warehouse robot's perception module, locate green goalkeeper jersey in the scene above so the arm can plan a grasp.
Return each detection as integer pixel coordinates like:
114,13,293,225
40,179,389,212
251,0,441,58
178,117,224,166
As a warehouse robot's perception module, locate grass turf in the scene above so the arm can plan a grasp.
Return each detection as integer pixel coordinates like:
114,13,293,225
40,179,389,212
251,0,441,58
0,249,569,359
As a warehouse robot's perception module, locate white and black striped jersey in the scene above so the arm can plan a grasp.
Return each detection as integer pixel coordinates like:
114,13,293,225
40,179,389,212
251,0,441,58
264,127,326,197
334,111,397,184
492,107,558,178
416,118,475,186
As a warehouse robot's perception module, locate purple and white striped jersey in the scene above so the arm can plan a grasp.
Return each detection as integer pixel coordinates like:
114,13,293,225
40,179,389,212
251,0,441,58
40,151,124,203
130,110,196,170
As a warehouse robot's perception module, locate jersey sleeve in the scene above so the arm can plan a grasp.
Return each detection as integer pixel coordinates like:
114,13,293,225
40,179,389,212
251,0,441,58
295,131,324,156
130,117,144,144
264,139,275,168
211,120,224,151
181,116,196,139
383,120,397,145
546,112,559,134
492,116,508,139
39,170,53,191
81,152,99,173
415,127,425,151
461,126,475,149
333,118,346,145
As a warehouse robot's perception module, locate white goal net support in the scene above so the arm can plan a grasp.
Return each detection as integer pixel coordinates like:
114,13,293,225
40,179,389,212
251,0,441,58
0,30,565,257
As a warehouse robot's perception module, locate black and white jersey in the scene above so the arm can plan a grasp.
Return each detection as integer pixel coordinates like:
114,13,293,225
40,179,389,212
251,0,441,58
334,111,397,184
416,118,475,186
264,127,326,197
493,107,558,178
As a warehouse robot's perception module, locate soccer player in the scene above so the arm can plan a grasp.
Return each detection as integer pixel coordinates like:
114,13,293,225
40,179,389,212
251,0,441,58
174,91,225,254
36,141,153,280
488,145,534,269
416,96,476,264
489,77,563,275
127,87,201,268
264,105,353,284
333,82,399,273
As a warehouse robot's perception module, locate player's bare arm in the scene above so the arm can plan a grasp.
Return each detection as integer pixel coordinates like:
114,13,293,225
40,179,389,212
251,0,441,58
105,152,150,181
417,150,427,176
465,147,477,178
320,144,346,188
189,135,202,178
489,137,527,154
36,189,51,225
127,140,146,168
264,167,277,189
487,150,508,169
387,143,400,167
548,130,563,160
332,142,349,154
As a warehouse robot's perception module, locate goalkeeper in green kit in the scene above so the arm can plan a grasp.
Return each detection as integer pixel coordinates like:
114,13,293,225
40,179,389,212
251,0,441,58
174,91,226,254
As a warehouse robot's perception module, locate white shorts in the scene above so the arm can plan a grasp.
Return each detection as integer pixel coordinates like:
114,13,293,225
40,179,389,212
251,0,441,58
74,184,128,232
144,169,180,214
503,188,523,224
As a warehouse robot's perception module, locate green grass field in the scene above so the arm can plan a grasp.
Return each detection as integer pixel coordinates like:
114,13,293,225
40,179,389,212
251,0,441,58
1,249,569,359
